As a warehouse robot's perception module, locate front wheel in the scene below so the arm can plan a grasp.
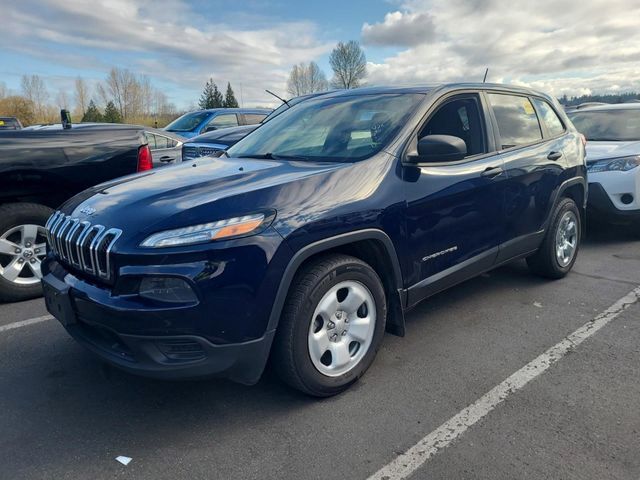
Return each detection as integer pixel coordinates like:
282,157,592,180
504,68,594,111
527,197,581,279
272,254,387,397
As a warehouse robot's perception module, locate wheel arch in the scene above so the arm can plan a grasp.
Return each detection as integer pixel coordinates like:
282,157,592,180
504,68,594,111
554,177,587,235
267,229,406,337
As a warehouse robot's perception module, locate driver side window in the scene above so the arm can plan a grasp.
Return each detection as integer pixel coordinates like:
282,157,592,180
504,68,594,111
419,96,487,158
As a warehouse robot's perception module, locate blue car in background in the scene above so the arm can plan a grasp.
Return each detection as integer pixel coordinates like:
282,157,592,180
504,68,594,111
182,92,330,160
164,108,271,139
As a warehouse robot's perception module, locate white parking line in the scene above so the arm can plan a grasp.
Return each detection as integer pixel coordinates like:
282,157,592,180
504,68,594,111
0,315,53,333
368,286,640,480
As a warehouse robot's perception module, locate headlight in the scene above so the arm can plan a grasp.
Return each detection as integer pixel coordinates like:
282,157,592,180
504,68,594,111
587,155,640,173
141,213,267,248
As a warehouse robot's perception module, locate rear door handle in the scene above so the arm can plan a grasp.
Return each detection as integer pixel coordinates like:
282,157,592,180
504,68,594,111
481,166,503,179
547,151,563,161
159,156,174,163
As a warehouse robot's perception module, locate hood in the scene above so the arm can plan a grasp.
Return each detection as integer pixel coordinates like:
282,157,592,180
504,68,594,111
189,125,259,145
62,156,349,245
585,140,640,163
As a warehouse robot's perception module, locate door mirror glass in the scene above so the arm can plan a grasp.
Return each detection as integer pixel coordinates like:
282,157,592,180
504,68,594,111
411,134,467,163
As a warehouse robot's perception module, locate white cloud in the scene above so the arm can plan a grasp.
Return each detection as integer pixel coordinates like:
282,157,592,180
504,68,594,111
4,0,334,107
363,0,640,97
362,11,435,47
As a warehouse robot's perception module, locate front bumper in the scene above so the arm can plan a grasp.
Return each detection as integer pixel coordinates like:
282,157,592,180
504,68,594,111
587,182,640,224
41,258,277,384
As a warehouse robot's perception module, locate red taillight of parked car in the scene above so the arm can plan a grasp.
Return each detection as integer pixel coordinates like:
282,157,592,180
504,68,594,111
137,145,153,172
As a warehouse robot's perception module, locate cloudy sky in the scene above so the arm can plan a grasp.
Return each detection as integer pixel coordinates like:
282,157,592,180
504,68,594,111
3,0,640,108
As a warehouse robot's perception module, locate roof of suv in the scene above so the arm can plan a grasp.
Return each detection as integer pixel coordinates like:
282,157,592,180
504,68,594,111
315,83,559,103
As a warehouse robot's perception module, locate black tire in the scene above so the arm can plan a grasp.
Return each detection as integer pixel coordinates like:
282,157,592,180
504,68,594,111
527,197,581,279
0,203,53,302
272,254,387,397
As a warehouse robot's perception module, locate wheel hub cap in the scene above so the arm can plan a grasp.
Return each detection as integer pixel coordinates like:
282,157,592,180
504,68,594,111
555,211,578,267
0,224,47,286
308,280,376,377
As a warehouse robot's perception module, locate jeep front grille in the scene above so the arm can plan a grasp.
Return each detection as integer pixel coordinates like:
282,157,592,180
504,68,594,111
45,211,122,281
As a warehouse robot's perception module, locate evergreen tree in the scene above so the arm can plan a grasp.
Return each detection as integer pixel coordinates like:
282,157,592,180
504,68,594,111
81,100,103,122
103,101,122,123
223,82,239,108
198,78,216,109
198,78,224,109
212,84,224,108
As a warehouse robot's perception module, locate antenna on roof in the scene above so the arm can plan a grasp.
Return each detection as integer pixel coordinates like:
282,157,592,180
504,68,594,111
482,68,489,83
265,89,290,107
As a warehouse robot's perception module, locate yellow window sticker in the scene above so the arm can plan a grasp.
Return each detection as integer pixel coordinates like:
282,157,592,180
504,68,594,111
522,100,535,115
0,121,5,126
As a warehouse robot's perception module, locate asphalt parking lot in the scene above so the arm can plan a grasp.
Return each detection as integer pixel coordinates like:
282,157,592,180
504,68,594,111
1,225,639,480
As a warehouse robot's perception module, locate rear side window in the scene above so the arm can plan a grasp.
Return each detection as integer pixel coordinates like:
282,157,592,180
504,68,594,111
209,114,239,129
488,93,542,149
532,98,565,137
145,133,156,149
244,114,267,124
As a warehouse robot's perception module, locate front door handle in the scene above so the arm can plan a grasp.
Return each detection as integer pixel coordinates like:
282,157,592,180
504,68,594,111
547,151,563,161
481,166,503,178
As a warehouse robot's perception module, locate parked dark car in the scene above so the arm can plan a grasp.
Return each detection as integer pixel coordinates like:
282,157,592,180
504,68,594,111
0,117,23,130
42,84,586,396
164,108,271,139
0,124,155,302
182,93,328,160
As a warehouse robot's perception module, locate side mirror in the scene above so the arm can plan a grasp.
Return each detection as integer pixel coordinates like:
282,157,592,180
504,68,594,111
409,134,467,163
203,125,217,133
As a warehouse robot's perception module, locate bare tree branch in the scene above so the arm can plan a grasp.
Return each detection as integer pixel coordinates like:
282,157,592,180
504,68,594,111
329,41,367,89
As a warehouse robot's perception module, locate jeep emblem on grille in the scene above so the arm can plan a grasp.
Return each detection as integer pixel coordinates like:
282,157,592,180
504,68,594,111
79,206,96,216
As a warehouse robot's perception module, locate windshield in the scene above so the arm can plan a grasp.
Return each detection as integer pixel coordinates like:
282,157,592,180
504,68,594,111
227,93,424,162
165,111,210,132
568,109,640,141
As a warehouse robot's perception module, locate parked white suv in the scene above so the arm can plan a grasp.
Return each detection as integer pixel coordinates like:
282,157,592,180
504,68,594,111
568,104,640,234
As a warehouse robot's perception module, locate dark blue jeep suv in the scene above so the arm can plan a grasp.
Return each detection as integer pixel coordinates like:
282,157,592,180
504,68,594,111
42,84,586,397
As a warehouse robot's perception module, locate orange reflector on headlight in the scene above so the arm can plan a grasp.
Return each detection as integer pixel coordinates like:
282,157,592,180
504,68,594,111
212,218,264,239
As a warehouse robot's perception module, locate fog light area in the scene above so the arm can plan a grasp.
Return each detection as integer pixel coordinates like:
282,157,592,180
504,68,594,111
139,277,197,303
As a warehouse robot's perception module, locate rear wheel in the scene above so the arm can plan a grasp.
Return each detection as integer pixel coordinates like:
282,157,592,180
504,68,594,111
272,254,387,397
527,197,581,279
0,203,53,302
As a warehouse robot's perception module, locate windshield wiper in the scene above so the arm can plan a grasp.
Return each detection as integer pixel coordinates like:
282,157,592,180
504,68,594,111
235,152,324,161
237,153,276,159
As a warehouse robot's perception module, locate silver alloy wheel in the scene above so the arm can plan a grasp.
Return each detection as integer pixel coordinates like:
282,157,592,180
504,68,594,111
307,280,376,377
0,224,48,285
555,211,578,267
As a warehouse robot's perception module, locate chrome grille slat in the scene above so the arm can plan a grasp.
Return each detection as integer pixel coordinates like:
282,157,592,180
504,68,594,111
72,222,91,268
55,217,72,258
87,225,105,274
45,211,122,281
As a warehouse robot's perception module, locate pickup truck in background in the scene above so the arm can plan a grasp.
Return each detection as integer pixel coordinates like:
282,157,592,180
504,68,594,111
0,117,23,130
0,124,156,302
